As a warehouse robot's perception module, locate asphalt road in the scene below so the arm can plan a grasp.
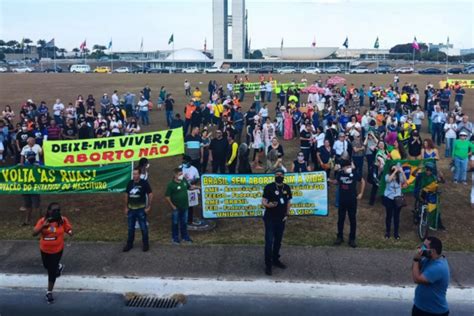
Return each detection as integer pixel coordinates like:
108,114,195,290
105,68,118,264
1,288,472,316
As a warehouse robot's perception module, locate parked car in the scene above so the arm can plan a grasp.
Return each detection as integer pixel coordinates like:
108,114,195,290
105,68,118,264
182,67,200,73
350,66,370,74
12,66,34,73
93,66,111,73
148,67,164,73
227,67,246,74
132,66,150,73
256,66,274,74
447,67,463,74
204,66,223,73
70,64,91,73
0,66,9,72
277,66,297,74
7,60,20,66
418,68,443,75
465,67,474,74
325,66,342,73
300,67,321,74
113,67,130,73
374,65,392,74
44,66,63,73
394,67,414,74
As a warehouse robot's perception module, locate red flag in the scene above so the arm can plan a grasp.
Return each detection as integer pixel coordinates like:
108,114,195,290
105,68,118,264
412,37,420,51
80,39,87,52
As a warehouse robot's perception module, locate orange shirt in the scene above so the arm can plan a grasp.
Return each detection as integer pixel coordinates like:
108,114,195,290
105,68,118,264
185,104,195,120
35,217,72,254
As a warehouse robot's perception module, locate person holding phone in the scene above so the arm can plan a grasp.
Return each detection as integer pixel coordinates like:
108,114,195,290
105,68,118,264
33,202,73,304
261,169,292,276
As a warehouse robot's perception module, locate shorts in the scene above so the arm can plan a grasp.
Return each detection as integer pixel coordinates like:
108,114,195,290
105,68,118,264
23,194,41,208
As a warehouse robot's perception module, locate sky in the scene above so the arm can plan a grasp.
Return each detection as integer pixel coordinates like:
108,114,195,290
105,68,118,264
0,0,473,52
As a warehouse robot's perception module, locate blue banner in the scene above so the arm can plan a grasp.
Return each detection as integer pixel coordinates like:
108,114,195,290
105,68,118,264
201,172,328,219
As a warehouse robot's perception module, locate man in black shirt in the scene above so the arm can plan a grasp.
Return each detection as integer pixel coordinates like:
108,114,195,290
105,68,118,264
209,130,228,173
123,168,153,252
262,169,292,275
331,159,365,248
165,94,175,127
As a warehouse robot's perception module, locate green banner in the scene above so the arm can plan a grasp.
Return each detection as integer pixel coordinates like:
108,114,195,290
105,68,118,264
243,81,307,93
0,164,131,194
377,159,436,196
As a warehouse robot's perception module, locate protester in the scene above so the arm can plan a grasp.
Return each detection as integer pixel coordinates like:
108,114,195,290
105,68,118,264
291,151,310,172
452,131,471,185
123,168,153,252
262,169,292,276
237,143,252,174
226,134,239,174
412,237,450,316
383,164,407,240
165,168,196,244
33,202,72,304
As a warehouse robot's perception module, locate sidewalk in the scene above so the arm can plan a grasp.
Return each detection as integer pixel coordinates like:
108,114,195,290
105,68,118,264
1,240,473,287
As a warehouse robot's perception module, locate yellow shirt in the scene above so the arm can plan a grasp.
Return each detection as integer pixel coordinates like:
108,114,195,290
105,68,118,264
214,103,223,118
193,90,202,101
390,149,401,160
400,93,408,103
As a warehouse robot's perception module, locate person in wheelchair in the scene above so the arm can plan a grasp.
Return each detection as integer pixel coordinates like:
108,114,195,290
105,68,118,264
413,161,446,230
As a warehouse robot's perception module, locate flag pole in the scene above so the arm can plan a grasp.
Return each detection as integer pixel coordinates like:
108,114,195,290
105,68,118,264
110,41,113,72
445,37,449,78
412,47,415,71
53,44,56,72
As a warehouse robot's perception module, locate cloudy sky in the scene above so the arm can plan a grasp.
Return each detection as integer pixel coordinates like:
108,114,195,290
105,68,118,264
1,0,472,52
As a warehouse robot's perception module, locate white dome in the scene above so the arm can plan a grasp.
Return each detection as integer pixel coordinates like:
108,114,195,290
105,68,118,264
165,48,210,61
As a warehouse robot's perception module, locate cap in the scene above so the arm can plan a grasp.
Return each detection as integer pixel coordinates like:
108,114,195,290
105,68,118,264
274,168,285,175
460,131,468,136
27,99,33,103
338,132,345,137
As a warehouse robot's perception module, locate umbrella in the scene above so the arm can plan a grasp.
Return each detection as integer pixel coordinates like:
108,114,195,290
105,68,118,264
327,76,346,85
301,85,325,94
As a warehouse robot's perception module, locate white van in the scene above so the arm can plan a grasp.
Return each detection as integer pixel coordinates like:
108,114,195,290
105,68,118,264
70,64,91,73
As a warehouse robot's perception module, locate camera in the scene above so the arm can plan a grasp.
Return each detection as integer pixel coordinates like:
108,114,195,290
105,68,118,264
422,249,432,257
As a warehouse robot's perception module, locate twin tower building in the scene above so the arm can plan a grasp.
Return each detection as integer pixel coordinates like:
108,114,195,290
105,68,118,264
213,0,247,60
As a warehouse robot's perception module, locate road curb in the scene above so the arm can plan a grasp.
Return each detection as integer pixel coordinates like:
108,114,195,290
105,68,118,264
1,273,472,303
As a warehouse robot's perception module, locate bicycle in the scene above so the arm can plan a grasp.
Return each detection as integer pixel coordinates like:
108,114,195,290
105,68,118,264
413,191,440,240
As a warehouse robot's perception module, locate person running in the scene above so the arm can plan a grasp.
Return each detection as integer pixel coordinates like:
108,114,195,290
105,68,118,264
33,202,73,304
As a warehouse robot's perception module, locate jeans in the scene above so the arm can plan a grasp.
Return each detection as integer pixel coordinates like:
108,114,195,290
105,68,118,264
239,92,245,102
212,157,226,174
431,123,443,146
172,208,190,241
263,217,286,268
353,156,364,179
445,138,454,158
166,110,174,127
127,208,149,246
337,200,357,241
383,196,401,237
125,104,133,117
453,157,468,182
366,153,375,181
54,115,63,126
140,111,150,126
412,304,449,316
266,91,272,102
184,119,191,135
301,148,311,163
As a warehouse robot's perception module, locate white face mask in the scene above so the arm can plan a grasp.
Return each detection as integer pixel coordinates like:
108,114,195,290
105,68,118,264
178,175,184,181
345,168,352,174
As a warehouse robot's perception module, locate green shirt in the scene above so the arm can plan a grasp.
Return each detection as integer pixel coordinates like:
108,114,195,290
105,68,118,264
452,139,472,159
165,179,190,210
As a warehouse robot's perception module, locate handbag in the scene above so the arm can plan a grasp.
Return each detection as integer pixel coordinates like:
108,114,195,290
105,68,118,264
394,195,407,208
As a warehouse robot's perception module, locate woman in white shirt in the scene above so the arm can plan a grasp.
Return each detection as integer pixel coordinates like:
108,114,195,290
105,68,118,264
252,124,264,169
443,115,457,158
109,115,123,136
262,118,276,155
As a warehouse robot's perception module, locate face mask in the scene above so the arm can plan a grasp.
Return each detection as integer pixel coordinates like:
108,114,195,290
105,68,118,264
275,176,284,184
146,164,150,169
101,126,106,130
345,168,352,174
298,156,304,162
178,175,184,181
22,127,27,132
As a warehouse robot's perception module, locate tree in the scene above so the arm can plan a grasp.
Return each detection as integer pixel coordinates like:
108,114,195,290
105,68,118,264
250,50,263,59
57,48,67,58
37,39,47,48
389,43,428,54
6,40,19,48
72,48,80,58
0,40,5,46
0,51,5,61
92,44,106,51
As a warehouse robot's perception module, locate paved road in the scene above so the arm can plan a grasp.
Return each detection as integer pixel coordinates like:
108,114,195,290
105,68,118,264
1,241,473,286
1,288,472,316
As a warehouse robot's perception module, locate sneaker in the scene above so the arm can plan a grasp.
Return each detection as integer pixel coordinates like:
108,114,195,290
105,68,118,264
19,206,27,212
183,238,193,243
122,244,133,252
192,220,202,226
172,239,180,245
265,266,272,276
56,263,65,277
348,240,357,248
142,244,149,252
394,235,400,240
384,234,390,240
462,182,468,186
273,260,287,269
334,237,344,246
45,292,54,304
453,180,458,184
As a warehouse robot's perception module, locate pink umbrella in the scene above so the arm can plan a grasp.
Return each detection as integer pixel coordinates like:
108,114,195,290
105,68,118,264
301,85,325,94
327,76,346,85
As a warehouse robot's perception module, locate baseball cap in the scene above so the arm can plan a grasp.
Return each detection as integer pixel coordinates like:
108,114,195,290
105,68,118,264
274,168,285,175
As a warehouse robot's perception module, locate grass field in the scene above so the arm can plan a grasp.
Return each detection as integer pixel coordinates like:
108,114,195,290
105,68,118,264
0,73,473,251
